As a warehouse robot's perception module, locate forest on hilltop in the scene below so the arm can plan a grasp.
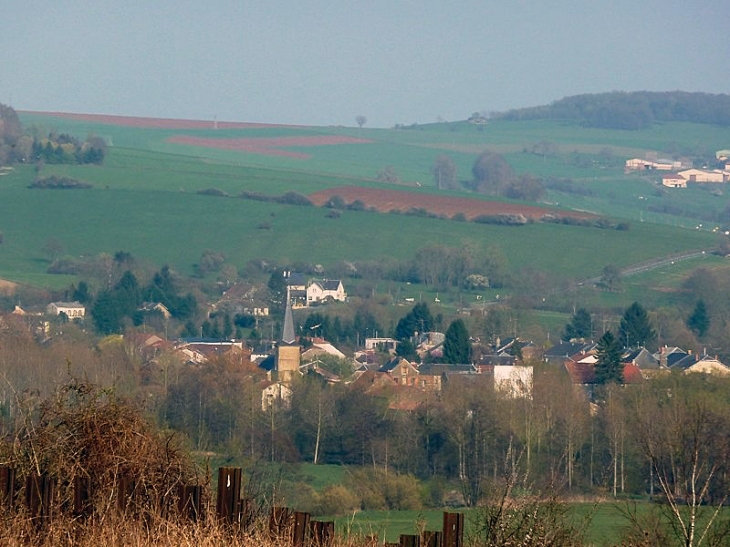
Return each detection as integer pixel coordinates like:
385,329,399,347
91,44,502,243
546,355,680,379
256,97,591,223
494,91,730,130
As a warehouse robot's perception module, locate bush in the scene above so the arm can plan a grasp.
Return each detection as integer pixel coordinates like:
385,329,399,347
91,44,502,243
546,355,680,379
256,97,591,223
346,468,423,511
317,484,360,516
29,175,92,189
197,188,229,197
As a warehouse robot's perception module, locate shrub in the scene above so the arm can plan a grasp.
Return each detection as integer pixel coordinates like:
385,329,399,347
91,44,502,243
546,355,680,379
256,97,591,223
197,188,229,197
29,175,92,189
317,484,360,516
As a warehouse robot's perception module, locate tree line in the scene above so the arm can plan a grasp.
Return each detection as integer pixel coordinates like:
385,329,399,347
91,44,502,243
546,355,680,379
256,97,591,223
494,91,730,129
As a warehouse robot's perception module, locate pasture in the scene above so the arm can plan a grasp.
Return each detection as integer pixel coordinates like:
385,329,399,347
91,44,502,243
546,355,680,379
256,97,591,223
4,111,728,293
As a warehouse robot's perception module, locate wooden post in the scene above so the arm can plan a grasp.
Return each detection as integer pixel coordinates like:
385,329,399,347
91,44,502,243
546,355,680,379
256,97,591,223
400,534,420,547
0,466,16,509
177,484,202,521
443,512,464,547
269,506,291,539
73,476,91,518
292,511,311,547
116,474,135,515
310,520,335,547
216,467,241,524
25,474,55,525
422,530,441,547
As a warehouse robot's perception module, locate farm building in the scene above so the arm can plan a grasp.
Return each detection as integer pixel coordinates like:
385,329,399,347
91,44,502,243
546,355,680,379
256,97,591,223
677,169,729,183
662,174,687,188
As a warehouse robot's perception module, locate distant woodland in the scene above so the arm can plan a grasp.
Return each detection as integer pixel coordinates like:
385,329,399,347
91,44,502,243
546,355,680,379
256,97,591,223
495,91,730,129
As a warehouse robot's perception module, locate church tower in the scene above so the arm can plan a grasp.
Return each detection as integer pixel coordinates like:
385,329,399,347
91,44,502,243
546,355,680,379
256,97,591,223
276,288,300,383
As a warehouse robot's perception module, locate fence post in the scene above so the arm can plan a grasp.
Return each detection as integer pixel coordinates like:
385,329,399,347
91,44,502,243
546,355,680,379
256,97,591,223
310,520,335,547
269,506,292,539
25,474,55,525
0,465,16,509
177,484,202,521
422,530,441,547
116,474,135,515
216,467,241,524
292,511,311,547
400,534,420,547
73,476,92,518
442,512,464,547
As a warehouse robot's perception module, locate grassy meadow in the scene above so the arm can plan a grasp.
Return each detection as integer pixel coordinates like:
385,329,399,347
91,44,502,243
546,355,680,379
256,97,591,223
2,111,728,296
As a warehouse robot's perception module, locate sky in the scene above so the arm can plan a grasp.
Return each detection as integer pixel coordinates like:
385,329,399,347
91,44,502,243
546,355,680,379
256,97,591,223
2,0,729,128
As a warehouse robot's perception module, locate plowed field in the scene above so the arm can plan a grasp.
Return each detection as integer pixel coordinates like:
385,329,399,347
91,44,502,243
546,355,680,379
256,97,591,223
25,111,287,130
167,135,372,159
309,186,593,220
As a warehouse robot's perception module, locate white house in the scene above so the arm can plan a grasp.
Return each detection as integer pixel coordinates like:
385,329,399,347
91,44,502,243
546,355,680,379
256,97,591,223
494,365,533,398
662,174,687,188
261,381,293,410
306,279,346,305
47,301,85,319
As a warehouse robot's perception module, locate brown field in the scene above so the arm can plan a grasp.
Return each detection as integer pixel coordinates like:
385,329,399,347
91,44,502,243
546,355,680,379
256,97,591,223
167,135,373,159
309,186,593,220
22,111,290,130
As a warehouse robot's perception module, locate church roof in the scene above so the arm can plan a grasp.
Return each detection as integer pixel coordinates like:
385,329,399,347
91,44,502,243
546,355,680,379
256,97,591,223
281,290,296,344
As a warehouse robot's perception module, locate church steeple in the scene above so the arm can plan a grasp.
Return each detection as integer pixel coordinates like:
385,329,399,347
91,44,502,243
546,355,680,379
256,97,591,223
281,287,296,345
276,287,300,383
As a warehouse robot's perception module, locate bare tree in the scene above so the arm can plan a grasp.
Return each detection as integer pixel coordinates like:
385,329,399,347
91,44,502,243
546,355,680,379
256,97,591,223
432,154,458,190
629,375,730,547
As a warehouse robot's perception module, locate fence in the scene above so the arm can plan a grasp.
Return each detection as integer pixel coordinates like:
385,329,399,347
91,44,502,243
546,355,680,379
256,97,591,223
0,464,464,547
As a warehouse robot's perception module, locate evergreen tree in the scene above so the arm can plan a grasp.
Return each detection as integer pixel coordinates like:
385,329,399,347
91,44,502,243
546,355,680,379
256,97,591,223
619,301,656,349
562,308,592,341
395,302,434,340
594,331,623,385
687,300,710,338
442,319,471,364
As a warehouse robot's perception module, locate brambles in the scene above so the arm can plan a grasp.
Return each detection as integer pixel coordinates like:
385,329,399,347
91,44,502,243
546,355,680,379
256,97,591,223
1,378,200,518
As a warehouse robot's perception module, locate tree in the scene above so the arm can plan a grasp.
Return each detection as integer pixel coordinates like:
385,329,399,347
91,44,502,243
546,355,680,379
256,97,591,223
442,319,471,364
619,301,656,349
562,308,592,341
687,300,710,338
376,165,400,184
432,154,458,190
471,150,514,194
395,302,434,341
594,330,622,385
598,264,622,292
355,115,366,129
629,375,730,547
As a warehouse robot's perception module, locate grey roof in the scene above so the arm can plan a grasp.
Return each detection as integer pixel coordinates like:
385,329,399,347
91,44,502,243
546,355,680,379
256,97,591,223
281,292,296,344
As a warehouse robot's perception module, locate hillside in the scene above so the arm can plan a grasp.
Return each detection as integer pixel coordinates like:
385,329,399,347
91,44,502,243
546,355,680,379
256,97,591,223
0,109,726,296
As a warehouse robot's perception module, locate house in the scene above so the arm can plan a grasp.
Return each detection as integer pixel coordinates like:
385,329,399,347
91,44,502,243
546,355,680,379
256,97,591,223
677,169,728,183
379,357,420,387
543,341,596,365
622,347,660,377
684,356,730,376
46,301,85,319
364,337,398,354
306,279,346,305
662,174,687,188
494,365,533,398
301,337,346,360
284,272,308,307
139,302,171,319
260,381,293,410
625,158,682,171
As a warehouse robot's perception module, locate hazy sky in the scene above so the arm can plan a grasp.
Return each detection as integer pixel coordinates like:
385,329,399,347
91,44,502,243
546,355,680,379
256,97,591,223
3,1,729,127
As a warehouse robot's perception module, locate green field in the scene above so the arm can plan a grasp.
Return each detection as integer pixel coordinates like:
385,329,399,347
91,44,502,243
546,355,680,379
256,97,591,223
3,112,729,293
